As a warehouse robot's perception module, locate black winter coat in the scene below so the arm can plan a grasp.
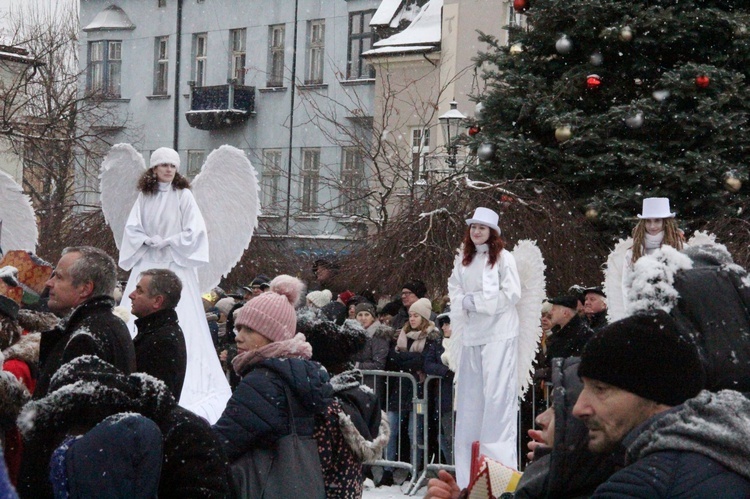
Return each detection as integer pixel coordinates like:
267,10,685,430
134,308,187,399
544,315,593,370
591,390,750,498
35,296,136,398
516,357,620,499
212,357,333,462
17,356,231,499
422,333,454,415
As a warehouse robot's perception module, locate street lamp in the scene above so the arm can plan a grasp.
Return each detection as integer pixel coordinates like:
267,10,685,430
439,100,466,168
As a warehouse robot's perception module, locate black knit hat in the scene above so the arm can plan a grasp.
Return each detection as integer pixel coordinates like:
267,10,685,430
402,279,427,298
579,310,705,406
548,295,579,310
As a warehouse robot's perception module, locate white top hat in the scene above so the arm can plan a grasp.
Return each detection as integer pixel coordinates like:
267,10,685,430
465,207,501,235
637,197,675,219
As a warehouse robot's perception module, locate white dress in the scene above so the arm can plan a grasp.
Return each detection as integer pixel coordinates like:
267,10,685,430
448,245,521,487
118,181,231,424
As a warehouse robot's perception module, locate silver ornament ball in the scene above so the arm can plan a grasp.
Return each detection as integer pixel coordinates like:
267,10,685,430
477,143,496,161
556,35,573,55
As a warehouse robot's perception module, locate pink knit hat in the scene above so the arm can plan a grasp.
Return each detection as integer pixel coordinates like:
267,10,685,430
234,275,304,342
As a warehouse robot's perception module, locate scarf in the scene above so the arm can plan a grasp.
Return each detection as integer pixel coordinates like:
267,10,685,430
364,320,381,338
396,328,428,354
643,231,664,252
232,333,313,375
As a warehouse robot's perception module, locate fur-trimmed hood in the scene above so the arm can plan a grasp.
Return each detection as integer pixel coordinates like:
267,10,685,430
0,370,30,430
2,332,40,365
368,322,394,341
17,309,58,334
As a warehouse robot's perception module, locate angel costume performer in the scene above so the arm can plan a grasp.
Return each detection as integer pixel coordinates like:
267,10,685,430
448,207,522,488
117,147,231,424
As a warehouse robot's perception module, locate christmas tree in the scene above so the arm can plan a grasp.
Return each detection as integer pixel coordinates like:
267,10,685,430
472,0,750,237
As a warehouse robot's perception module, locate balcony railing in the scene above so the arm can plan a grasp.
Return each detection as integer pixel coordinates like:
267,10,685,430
185,79,255,130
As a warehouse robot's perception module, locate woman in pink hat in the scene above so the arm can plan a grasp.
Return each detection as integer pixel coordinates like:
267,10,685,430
212,274,333,497
447,207,521,487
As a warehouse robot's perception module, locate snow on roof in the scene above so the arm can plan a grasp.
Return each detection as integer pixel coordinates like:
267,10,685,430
371,0,404,26
372,0,442,48
363,45,437,56
82,5,135,32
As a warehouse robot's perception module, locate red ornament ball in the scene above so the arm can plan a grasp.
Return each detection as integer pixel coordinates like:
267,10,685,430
513,0,529,13
586,74,602,90
468,126,481,136
695,75,710,89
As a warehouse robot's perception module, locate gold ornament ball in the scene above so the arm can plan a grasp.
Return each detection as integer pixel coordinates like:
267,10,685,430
585,207,598,220
510,43,524,55
725,176,742,193
555,126,572,143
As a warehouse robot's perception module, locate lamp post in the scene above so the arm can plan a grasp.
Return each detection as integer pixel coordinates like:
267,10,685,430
439,100,466,168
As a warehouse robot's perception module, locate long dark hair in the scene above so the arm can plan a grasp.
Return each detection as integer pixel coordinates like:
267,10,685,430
137,168,191,194
461,226,504,267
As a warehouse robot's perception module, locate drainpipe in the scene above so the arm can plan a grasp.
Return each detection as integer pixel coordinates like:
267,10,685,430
284,0,299,235
173,0,183,150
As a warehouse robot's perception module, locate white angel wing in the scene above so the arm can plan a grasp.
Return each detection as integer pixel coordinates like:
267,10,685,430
0,170,37,252
100,144,146,250
512,240,546,399
604,237,632,323
192,145,260,292
686,230,716,248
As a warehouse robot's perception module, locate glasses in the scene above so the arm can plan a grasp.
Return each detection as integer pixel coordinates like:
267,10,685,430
401,291,414,296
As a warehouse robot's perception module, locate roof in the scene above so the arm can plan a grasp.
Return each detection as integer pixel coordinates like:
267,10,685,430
82,5,135,32
367,0,442,55
371,0,404,26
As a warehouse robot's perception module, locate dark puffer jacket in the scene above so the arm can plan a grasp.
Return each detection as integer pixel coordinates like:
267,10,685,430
516,357,620,498
17,356,231,499
212,357,333,461
35,296,136,398
591,390,750,498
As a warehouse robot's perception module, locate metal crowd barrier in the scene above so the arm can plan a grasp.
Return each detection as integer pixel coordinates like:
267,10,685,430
360,369,550,496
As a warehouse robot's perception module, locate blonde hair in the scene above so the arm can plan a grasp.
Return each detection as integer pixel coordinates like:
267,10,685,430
631,218,683,263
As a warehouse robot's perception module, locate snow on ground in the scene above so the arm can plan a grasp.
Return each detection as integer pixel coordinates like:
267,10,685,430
362,478,425,498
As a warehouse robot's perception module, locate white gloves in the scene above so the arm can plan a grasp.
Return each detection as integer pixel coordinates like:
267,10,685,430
146,235,169,250
462,294,476,312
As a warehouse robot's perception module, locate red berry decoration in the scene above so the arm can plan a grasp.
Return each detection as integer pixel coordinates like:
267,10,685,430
513,0,529,13
695,75,710,89
468,126,481,136
586,74,602,90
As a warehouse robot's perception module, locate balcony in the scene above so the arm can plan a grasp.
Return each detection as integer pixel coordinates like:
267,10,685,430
185,80,255,130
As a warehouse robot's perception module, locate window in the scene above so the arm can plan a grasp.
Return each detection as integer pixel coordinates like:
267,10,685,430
88,40,122,97
348,11,376,79
341,148,367,216
153,36,169,95
305,20,325,84
267,24,285,87
411,127,430,180
261,149,283,213
300,148,320,213
187,150,205,178
194,33,207,87
230,28,247,84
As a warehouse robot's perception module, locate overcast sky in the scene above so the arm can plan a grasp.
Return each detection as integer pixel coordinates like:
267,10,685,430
0,0,78,40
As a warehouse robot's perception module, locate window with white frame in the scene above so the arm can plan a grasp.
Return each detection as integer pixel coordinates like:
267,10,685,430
300,148,320,213
411,127,431,179
230,28,247,84
88,40,122,97
187,150,205,178
261,149,283,213
267,24,285,87
194,33,207,87
153,36,169,95
341,147,367,216
305,20,325,84
347,10,376,80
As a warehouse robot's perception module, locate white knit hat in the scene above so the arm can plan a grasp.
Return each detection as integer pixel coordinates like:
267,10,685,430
150,147,181,168
306,289,332,308
409,297,433,322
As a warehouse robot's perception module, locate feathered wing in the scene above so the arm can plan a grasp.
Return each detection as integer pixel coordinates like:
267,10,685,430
192,145,260,292
512,240,546,399
100,144,146,250
0,171,37,252
603,237,632,323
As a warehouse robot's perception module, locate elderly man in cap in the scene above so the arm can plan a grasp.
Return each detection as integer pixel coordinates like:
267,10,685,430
535,295,593,381
240,274,269,302
574,310,750,497
582,287,608,331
